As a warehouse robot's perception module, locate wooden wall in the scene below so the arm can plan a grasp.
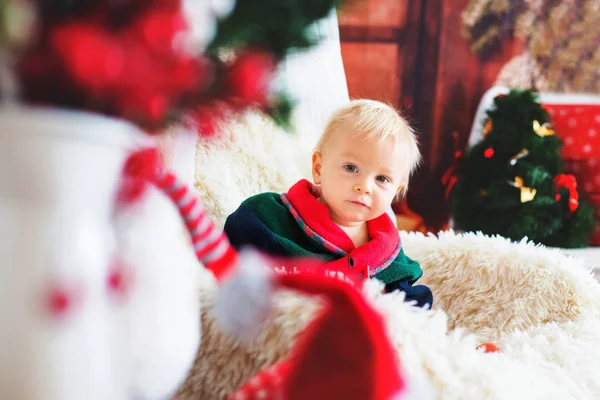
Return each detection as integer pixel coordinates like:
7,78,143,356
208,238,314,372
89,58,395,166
338,0,525,229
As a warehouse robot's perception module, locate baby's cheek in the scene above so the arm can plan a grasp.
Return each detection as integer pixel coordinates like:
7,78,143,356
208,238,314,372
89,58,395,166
376,195,394,212
322,188,340,207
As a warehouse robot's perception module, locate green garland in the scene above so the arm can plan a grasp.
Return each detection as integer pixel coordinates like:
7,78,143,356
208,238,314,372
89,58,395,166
208,0,345,127
210,0,343,58
450,90,596,248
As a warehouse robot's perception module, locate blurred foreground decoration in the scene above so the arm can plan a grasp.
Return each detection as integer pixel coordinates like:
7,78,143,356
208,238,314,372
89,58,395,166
2,0,343,133
0,1,346,399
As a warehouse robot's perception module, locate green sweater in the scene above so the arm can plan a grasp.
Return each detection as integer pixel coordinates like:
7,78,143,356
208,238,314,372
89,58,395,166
223,180,423,285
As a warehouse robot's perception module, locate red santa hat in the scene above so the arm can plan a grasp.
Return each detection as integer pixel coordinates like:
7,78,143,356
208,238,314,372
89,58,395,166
221,254,417,400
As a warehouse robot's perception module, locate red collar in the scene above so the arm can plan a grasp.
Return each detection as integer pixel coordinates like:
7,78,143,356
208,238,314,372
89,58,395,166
285,179,400,271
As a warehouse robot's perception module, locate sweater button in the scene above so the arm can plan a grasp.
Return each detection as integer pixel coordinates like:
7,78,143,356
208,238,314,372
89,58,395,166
348,257,355,267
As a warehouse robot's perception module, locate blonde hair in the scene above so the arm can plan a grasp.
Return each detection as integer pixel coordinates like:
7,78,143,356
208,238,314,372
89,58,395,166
315,99,421,198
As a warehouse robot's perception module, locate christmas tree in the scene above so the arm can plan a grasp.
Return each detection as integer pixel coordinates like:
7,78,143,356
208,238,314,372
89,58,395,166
449,90,596,248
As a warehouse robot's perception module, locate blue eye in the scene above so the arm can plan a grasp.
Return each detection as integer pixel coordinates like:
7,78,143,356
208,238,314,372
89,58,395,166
376,176,390,183
344,164,357,173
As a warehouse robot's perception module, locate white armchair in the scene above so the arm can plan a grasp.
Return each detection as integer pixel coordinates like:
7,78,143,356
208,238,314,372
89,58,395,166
173,105,600,399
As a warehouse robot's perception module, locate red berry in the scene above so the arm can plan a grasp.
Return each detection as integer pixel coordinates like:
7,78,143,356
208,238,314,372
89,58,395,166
228,50,275,105
51,24,124,93
476,342,499,353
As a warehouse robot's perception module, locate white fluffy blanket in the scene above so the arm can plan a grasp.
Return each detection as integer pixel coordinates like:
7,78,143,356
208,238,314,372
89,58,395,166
177,111,600,400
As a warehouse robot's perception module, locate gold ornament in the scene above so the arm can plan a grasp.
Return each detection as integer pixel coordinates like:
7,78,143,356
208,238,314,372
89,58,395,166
511,176,537,203
509,149,530,166
533,120,555,137
483,119,493,137
480,189,489,197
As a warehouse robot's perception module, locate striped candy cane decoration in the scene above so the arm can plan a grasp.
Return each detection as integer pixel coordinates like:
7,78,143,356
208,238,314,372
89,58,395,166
121,147,238,281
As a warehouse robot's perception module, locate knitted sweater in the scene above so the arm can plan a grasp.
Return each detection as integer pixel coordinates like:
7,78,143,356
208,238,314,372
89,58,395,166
224,179,423,285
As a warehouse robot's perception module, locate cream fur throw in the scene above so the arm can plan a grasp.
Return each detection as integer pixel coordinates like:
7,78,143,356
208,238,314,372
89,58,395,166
178,111,600,399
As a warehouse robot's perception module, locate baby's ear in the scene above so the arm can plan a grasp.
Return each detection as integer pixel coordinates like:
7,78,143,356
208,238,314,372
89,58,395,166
312,152,322,184
395,184,405,200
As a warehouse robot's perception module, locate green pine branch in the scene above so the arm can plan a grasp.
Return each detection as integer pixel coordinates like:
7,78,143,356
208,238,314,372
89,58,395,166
209,0,344,59
208,0,346,129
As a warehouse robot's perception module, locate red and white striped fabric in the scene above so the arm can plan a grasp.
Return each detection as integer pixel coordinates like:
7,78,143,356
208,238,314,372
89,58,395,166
121,147,238,280
154,171,238,279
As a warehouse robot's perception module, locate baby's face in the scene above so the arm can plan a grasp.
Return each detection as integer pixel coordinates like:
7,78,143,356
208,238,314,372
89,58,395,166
312,131,406,227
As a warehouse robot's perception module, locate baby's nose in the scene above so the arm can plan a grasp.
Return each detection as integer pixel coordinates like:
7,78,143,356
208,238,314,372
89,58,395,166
353,181,371,193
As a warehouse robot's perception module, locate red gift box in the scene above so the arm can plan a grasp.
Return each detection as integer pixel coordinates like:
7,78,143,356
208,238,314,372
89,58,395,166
562,159,600,195
544,104,600,245
543,104,600,160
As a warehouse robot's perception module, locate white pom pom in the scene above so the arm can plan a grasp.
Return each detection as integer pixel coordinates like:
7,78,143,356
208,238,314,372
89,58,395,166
214,249,275,340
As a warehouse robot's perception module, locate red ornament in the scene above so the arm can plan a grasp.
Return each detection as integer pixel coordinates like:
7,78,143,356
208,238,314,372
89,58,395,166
172,57,208,92
570,197,580,212
51,24,125,94
476,342,499,353
136,9,186,53
554,174,580,214
484,147,495,158
37,1,208,129
145,94,169,123
227,49,275,106
15,0,279,131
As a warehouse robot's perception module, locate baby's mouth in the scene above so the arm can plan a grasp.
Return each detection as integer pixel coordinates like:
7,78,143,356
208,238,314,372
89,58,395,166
349,200,369,208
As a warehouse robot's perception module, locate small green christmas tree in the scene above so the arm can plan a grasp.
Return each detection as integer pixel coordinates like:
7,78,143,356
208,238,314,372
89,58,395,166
450,90,596,248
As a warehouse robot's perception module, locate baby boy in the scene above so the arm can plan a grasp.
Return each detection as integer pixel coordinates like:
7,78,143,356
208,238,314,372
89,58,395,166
224,99,432,308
